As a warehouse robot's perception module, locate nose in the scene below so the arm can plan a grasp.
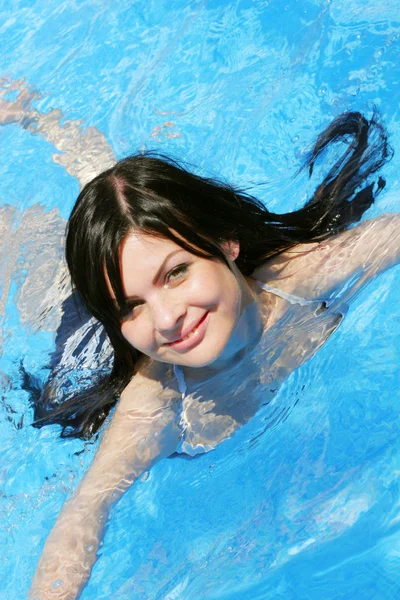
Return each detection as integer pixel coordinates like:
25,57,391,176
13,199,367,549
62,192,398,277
151,293,186,338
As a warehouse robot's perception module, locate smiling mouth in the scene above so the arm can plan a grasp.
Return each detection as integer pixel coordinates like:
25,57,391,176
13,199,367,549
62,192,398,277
165,312,209,347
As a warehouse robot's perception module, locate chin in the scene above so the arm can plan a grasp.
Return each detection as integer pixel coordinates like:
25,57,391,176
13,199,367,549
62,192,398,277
175,341,230,369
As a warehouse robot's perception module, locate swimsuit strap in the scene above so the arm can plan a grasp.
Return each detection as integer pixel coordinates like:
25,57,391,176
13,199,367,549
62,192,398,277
256,280,315,307
173,364,190,440
173,364,187,398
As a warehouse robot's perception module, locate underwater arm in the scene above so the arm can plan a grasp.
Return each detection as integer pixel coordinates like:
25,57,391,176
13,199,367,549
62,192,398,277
29,364,181,600
0,78,115,188
262,214,400,300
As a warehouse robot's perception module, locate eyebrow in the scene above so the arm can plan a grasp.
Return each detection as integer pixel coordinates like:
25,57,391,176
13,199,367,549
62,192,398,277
122,248,185,303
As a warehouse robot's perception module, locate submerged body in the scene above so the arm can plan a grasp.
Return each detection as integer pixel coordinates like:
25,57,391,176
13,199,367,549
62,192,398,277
28,200,400,599
30,221,400,599
25,215,400,600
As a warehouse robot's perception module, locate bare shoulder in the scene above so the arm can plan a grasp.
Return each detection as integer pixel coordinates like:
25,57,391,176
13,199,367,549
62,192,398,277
253,214,400,300
117,357,179,417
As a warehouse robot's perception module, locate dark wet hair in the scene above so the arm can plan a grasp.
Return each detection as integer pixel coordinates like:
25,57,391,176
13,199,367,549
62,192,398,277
32,111,392,438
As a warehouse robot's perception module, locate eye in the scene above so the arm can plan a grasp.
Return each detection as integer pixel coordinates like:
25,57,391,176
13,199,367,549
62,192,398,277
165,263,189,285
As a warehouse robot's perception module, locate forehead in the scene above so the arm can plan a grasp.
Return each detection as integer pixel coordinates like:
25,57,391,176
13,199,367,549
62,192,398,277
121,231,183,263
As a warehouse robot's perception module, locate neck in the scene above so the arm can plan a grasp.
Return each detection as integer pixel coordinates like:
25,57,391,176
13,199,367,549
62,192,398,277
182,275,265,385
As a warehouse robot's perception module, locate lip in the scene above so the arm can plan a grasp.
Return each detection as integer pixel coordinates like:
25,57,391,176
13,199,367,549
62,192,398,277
164,312,209,351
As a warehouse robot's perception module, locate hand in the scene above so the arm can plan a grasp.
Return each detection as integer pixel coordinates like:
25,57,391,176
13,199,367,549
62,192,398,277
0,77,39,126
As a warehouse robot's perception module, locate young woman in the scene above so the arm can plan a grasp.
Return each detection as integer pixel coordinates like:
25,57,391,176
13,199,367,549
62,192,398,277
29,112,400,599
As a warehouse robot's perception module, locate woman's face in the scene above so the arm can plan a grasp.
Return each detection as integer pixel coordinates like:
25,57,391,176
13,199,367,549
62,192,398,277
116,231,254,370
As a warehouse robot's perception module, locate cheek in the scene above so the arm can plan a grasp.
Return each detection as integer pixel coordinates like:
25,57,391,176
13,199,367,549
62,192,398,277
215,265,240,305
219,271,242,326
120,318,153,351
226,278,241,321
120,322,136,347
198,263,236,296
199,265,240,317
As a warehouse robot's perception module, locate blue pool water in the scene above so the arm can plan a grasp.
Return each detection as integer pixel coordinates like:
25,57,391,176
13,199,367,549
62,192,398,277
0,1,399,598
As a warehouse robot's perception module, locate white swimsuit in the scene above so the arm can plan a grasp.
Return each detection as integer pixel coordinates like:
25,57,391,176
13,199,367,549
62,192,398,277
173,281,317,456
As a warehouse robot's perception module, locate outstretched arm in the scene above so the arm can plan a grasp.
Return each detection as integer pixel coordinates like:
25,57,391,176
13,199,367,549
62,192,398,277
257,214,400,300
29,362,181,600
0,77,115,188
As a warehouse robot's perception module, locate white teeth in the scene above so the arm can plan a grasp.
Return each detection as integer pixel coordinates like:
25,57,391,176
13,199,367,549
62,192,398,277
183,326,198,341
172,320,203,344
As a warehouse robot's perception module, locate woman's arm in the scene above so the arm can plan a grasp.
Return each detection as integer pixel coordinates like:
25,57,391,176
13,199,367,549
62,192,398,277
257,214,400,300
29,362,181,600
0,78,115,188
